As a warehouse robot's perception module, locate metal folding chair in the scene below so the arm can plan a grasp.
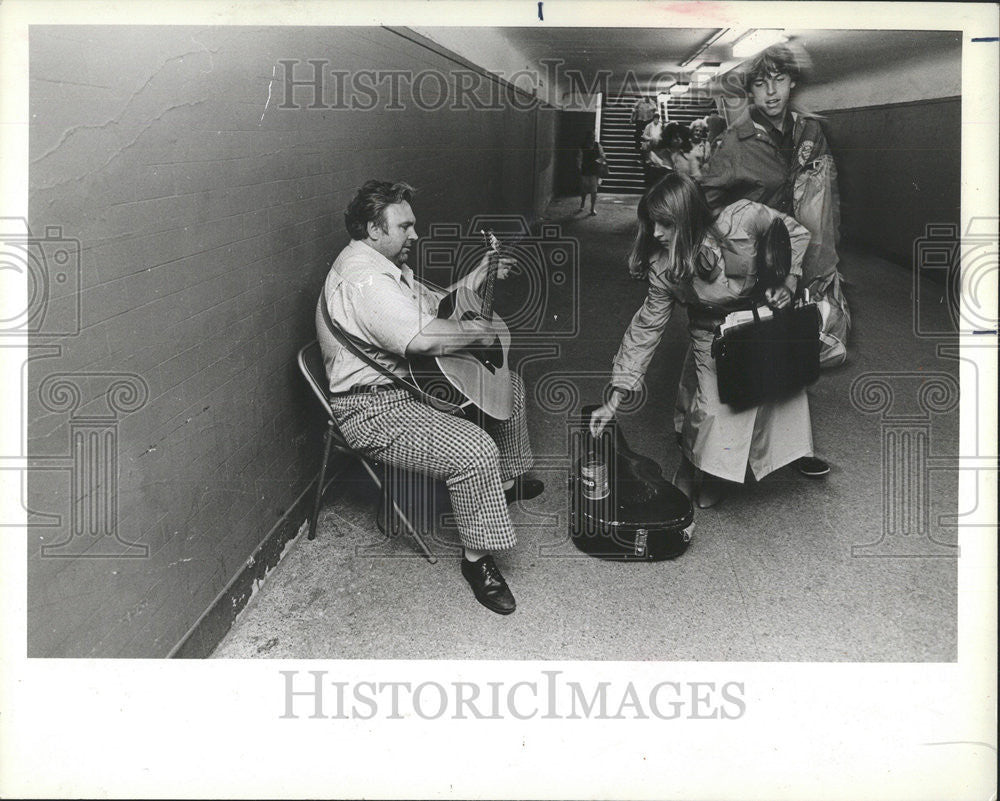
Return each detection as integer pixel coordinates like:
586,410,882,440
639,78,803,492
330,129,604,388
297,340,437,564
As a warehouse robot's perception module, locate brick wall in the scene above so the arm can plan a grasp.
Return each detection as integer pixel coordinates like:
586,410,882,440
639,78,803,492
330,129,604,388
27,25,556,657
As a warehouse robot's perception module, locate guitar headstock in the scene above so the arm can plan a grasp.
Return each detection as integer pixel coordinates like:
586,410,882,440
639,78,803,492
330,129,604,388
480,229,501,255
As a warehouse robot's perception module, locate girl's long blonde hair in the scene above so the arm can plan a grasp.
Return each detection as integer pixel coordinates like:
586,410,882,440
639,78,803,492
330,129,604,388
627,173,724,282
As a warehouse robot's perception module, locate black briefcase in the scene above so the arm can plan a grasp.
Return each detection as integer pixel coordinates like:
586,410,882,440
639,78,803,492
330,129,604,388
711,302,821,408
710,217,821,409
568,407,694,562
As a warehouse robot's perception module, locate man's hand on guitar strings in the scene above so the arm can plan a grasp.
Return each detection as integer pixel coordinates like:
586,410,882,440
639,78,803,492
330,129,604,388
474,252,518,281
496,256,517,281
443,254,516,295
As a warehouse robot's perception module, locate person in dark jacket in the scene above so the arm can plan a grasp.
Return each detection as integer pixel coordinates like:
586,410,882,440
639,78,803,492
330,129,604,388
699,46,832,215
696,44,848,478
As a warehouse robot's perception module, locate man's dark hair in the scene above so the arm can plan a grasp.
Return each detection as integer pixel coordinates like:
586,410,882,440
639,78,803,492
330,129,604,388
742,44,802,93
344,180,415,240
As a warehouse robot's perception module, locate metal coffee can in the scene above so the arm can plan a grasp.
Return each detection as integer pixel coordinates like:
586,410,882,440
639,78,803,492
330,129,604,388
581,458,610,501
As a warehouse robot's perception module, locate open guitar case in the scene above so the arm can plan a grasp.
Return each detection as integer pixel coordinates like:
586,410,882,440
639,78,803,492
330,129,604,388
568,405,694,561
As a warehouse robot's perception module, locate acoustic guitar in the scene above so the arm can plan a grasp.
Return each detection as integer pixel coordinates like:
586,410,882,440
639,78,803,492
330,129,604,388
408,230,515,421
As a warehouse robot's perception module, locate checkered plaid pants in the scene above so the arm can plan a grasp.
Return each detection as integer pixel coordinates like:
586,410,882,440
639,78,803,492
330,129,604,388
328,373,534,551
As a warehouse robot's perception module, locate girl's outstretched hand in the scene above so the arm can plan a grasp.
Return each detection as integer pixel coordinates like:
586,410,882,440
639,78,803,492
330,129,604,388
589,403,617,437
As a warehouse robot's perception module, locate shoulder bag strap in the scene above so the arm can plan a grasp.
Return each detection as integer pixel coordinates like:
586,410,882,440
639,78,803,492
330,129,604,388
318,295,459,414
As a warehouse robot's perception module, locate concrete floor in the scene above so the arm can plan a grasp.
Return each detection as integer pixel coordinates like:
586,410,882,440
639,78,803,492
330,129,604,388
213,193,958,661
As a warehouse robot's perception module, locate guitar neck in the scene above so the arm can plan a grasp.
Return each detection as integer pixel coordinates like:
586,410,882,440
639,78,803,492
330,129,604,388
480,231,501,318
480,251,498,317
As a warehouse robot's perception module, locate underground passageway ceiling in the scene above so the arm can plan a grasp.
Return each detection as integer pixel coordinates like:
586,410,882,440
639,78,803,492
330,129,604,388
437,28,962,90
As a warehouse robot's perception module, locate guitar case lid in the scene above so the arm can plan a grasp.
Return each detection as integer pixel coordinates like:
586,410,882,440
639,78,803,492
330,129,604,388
569,406,694,561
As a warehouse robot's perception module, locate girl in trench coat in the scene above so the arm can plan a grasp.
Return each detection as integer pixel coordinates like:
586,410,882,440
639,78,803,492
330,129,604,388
590,173,819,508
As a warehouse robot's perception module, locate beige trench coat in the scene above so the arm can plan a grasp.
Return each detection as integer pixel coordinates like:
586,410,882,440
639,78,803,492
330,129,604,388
612,200,815,482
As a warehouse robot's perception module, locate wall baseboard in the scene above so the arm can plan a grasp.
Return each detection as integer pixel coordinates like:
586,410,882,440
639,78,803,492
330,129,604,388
168,484,314,658
168,457,349,658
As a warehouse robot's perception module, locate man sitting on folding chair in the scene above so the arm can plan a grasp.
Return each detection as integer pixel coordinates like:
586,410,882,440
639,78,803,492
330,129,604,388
314,179,543,616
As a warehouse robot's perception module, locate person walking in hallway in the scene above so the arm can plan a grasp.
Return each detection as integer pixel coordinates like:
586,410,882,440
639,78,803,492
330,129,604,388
577,129,607,216
698,44,850,477
630,94,659,151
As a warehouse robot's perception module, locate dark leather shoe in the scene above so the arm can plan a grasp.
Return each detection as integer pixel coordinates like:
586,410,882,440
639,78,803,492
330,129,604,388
461,556,516,615
796,456,831,478
504,475,544,504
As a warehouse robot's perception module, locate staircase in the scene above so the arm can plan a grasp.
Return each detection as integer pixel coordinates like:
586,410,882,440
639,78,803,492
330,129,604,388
598,95,645,194
599,92,720,194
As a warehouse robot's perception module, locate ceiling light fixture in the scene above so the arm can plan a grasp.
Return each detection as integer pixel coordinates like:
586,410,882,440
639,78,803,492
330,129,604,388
678,28,748,68
669,82,690,96
731,29,789,59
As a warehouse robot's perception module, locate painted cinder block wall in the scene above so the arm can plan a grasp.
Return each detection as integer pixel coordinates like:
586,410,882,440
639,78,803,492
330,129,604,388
27,25,556,657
